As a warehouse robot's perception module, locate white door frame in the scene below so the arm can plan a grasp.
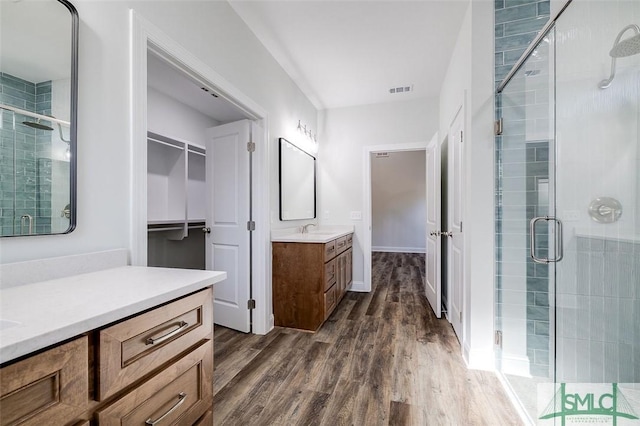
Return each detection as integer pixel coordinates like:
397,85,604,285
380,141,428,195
362,141,427,293
130,10,272,334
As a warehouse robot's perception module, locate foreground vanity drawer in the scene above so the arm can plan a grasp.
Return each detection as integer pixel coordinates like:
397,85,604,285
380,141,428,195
0,337,88,426
324,240,336,262
346,233,353,249
98,339,213,426
97,288,213,400
336,236,348,255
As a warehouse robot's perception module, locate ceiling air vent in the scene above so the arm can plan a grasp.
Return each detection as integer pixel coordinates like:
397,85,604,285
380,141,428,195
389,85,413,94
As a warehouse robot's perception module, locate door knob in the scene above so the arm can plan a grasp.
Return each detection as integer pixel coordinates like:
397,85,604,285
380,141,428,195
441,231,453,237
202,227,211,234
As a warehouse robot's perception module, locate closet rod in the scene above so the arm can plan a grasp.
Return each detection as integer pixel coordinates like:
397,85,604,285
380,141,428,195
147,136,184,151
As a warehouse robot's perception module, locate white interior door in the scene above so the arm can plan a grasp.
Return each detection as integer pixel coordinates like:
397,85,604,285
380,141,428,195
425,132,441,318
205,119,251,333
448,108,464,340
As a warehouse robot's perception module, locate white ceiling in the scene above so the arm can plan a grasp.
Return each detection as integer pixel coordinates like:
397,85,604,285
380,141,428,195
229,0,469,110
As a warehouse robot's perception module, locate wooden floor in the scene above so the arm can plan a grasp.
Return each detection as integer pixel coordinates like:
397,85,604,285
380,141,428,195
212,252,522,425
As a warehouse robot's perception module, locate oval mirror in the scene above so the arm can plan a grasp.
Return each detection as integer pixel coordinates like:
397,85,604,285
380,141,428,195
0,0,78,237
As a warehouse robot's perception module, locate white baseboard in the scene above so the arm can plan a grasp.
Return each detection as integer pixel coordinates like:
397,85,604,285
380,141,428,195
348,280,368,292
372,246,426,254
500,353,532,377
463,343,495,371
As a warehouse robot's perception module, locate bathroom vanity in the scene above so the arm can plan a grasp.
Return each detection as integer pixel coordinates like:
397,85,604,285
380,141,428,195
0,266,225,425
272,229,353,331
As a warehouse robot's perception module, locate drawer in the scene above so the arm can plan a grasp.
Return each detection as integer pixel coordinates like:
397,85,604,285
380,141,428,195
98,287,213,400
324,240,336,262
98,339,213,426
346,233,353,249
194,410,213,425
0,337,88,426
323,283,337,320
335,236,348,254
324,258,337,291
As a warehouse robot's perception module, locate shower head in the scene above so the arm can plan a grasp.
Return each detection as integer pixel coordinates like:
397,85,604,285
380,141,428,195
610,32,640,58
22,119,54,131
599,24,640,89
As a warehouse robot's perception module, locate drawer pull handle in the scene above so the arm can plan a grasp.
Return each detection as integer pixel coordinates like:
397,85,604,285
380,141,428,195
327,247,335,252
145,392,187,425
146,321,189,346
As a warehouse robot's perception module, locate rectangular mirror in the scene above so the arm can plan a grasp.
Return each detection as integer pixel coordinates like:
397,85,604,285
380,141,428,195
0,0,78,237
279,138,316,221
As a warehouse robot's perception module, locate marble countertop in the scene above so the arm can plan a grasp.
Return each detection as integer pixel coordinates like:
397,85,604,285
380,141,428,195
0,266,226,364
271,226,354,243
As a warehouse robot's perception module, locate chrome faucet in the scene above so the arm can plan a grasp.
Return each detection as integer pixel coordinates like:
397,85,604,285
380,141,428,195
301,223,316,234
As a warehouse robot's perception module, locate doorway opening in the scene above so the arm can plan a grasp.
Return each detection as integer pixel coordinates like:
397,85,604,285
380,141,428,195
362,141,427,296
131,13,271,334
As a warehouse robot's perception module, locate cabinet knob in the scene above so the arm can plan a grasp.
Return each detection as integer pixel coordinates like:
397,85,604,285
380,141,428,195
202,227,211,234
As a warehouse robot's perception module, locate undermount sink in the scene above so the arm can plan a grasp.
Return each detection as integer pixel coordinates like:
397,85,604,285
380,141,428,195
0,319,21,331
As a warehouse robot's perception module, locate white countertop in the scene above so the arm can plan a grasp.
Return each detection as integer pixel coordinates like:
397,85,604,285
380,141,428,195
0,266,226,364
271,226,354,243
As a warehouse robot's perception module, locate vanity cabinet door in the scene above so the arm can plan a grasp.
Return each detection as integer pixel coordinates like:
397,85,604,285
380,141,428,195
98,288,213,401
97,339,213,426
324,283,337,320
346,248,353,287
0,337,88,426
324,258,337,291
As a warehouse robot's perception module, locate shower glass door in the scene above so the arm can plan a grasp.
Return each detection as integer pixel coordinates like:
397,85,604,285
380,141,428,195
495,28,556,421
497,0,640,423
553,0,640,388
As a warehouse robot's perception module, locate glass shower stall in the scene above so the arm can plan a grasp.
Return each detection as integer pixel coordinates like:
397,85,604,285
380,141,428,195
495,0,640,422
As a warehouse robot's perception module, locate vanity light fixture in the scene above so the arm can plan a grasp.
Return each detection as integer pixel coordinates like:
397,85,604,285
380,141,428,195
297,120,317,143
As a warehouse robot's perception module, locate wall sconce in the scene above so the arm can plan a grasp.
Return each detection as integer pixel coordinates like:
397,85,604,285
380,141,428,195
297,120,317,143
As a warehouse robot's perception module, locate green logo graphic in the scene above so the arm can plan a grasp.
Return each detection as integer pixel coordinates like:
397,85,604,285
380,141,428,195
540,383,639,425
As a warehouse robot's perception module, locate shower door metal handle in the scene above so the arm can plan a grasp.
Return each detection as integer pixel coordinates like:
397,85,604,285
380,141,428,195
530,216,564,264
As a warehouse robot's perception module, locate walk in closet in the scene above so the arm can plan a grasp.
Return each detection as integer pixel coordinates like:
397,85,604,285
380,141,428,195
147,131,207,269
146,52,247,271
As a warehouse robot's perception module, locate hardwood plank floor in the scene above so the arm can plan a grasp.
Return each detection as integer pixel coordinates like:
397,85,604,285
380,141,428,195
213,252,522,425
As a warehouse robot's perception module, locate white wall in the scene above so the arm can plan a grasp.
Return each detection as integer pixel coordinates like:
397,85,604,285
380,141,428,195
439,0,496,370
318,97,439,286
371,150,426,253
0,0,317,264
147,87,219,147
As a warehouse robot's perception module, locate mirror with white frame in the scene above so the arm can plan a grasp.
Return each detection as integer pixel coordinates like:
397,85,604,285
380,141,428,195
279,138,316,221
0,0,78,237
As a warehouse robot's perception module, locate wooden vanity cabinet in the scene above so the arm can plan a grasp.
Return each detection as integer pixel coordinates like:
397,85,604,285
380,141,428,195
0,287,214,426
0,337,89,426
272,233,353,331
